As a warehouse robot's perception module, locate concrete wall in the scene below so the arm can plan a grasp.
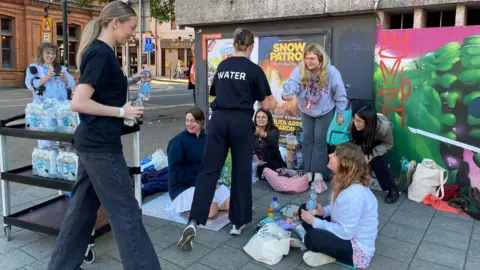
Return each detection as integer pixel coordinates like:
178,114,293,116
191,15,377,116
175,0,474,26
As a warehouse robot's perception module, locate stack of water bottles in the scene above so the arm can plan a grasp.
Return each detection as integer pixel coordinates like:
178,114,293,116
125,69,151,127
32,143,78,181
25,98,80,134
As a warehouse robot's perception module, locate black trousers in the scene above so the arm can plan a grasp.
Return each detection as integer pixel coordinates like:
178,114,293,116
189,110,254,226
298,204,354,266
370,154,394,191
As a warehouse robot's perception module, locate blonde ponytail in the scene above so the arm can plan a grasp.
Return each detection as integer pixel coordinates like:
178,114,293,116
76,19,101,69
76,1,136,70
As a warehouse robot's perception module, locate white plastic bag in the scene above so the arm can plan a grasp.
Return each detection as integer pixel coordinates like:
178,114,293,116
243,222,292,265
408,159,447,202
141,149,168,172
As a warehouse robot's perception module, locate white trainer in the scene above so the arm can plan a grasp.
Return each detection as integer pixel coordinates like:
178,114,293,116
230,224,246,235
303,251,336,267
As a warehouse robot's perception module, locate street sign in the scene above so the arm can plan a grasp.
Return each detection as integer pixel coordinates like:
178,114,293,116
41,17,53,43
144,37,153,52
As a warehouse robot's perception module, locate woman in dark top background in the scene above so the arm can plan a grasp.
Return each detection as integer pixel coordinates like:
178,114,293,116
254,108,286,177
178,28,276,251
47,2,160,269
351,105,399,204
167,107,230,218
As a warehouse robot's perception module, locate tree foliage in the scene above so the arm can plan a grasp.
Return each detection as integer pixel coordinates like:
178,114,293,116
74,0,176,22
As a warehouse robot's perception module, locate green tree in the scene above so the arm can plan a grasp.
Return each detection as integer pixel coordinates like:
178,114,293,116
74,0,176,22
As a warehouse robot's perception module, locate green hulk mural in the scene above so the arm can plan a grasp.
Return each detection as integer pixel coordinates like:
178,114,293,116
375,28,480,189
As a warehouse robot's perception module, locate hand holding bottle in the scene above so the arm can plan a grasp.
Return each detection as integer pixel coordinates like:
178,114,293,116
123,102,144,121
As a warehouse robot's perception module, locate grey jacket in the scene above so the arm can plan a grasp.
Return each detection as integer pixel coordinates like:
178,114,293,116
373,114,394,157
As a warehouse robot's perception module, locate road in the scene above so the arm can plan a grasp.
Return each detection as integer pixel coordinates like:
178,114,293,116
0,81,194,120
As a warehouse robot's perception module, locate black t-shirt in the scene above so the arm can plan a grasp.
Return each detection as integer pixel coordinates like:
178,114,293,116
73,40,128,153
210,57,272,115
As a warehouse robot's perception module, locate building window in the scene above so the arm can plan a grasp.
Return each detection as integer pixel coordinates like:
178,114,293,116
178,48,185,67
389,13,414,29
467,8,480,25
57,23,80,68
171,15,177,30
142,51,156,65
426,10,456,27
1,17,13,68
187,48,193,67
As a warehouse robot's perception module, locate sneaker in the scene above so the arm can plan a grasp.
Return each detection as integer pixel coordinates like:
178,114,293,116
303,251,335,267
385,189,399,204
178,221,196,251
290,238,307,251
314,173,324,182
307,172,314,183
230,224,246,235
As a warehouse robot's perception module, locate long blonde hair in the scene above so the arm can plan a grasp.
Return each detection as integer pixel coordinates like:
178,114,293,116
331,143,371,202
76,1,136,69
300,43,329,89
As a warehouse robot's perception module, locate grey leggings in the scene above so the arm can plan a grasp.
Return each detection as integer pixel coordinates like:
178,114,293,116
301,109,335,174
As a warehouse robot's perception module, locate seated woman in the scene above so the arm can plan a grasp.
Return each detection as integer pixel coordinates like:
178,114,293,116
295,143,378,269
351,105,399,204
254,108,286,177
167,107,230,218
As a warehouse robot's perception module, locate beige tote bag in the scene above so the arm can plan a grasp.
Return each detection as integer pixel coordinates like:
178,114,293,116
408,159,448,202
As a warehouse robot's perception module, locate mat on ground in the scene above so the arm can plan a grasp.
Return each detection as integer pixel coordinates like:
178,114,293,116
142,193,230,231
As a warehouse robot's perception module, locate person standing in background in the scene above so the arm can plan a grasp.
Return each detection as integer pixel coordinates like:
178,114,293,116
282,43,348,183
186,43,196,104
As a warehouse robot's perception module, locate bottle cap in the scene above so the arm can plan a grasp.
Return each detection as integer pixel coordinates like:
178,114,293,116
268,207,274,212
293,211,298,217
273,196,277,201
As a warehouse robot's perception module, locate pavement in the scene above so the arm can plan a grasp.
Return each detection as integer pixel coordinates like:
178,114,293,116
153,77,188,84
0,83,479,269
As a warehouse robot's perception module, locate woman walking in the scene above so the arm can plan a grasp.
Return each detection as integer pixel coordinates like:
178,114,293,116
47,2,161,269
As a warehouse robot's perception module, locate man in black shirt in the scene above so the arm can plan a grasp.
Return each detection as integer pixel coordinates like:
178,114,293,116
178,28,276,251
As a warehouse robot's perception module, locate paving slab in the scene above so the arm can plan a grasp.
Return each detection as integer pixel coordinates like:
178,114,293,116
199,244,251,270
415,241,466,269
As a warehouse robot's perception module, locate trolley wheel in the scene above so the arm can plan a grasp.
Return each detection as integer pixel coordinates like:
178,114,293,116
4,225,11,241
83,248,96,264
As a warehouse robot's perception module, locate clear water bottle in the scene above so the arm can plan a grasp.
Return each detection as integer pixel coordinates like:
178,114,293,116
252,155,259,183
271,196,280,221
32,148,39,175
140,68,151,101
124,95,144,127
307,200,316,216
309,185,317,202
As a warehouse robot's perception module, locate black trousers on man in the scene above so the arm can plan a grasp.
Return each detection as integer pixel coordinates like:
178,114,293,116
189,110,254,227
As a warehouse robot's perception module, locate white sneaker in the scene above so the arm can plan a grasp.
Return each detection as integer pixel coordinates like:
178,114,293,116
303,251,335,267
307,172,314,183
290,238,307,251
230,224,246,235
178,221,196,251
314,173,324,182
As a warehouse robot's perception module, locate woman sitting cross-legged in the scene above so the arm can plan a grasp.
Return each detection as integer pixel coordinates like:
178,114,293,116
167,107,230,218
294,143,378,269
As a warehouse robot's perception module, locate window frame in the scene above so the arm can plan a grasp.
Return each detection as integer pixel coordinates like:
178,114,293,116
56,22,80,70
0,16,14,69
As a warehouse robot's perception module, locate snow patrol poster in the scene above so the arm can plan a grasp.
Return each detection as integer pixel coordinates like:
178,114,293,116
206,38,259,119
258,35,322,137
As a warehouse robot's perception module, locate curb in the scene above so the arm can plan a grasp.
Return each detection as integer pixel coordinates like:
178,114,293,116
152,78,188,84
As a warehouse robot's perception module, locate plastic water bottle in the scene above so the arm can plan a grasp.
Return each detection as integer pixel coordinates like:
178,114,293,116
43,147,58,178
25,103,32,130
140,149,168,172
309,185,317,202
307,200,316,216
271,196,280,221
124,95,143,127
56,147,66,179
140,68,151,101
252,155,259,183
64,148,78,181
32,148,39,175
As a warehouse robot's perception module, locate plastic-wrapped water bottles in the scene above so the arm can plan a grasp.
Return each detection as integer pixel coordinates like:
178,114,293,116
32,147,58,178
140,149,168,172
41,98,59,132
31,147,40,175
56,146,78,181
25,101,44,131
56,101,80,134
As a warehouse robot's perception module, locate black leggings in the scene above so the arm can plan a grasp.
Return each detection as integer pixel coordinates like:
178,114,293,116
298,204,354,266
370,154,395,191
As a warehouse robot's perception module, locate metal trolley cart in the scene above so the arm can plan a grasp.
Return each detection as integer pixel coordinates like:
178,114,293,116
0,114,143,264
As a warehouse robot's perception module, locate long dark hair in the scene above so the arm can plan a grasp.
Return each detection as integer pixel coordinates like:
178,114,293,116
351,105,378,155
254,108,278,133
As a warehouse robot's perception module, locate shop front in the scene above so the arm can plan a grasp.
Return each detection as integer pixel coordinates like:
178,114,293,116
160,39,193,78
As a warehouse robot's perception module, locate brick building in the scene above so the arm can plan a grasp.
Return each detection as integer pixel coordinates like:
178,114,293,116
0,0,101,88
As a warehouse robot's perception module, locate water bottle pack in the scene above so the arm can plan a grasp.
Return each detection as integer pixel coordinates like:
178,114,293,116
32,145,78,181
25,98,79,133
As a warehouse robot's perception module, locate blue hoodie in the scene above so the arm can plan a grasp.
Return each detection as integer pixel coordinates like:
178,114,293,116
285,63,348,118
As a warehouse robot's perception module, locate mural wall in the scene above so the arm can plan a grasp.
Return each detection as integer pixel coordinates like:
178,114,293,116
374,25,480,189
